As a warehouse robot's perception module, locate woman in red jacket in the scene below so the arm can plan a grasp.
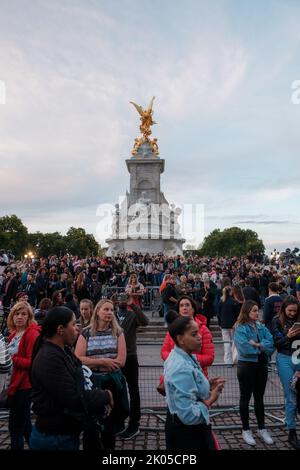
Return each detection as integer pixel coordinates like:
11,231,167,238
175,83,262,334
7,302,40,449
161,296,215,377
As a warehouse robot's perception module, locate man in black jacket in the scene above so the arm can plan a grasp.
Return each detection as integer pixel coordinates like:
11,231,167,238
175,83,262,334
112,293,149,440
263,283,282,330
1,269,18,309
242,277,261,308
162,275,179,323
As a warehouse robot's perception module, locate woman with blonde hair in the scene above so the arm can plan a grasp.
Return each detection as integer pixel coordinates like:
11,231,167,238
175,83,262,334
75,299,126,449
79,298,93,331
125,273,145,308
6,302,40,449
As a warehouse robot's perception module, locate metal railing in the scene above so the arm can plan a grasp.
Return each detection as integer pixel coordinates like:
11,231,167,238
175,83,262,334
102,285,161,311
0,361,286,437
138,362,286,431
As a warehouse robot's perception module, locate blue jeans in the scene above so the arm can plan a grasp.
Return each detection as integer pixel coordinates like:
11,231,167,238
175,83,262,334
30,425,80,450
276,353,300,429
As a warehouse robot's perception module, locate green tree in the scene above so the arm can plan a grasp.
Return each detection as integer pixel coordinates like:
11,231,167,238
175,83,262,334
65,227,99,257
27,232,67,258
199,227,265,257
0,214,28,258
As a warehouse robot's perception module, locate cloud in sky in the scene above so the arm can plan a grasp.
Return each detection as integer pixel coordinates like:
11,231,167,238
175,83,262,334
0,0,299,252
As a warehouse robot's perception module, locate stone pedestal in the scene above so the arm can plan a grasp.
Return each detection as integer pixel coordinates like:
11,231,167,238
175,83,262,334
106,141,184,255
106,238,184,256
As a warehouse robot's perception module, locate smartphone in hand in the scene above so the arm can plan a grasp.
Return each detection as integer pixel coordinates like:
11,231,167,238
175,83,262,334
290,322,300,332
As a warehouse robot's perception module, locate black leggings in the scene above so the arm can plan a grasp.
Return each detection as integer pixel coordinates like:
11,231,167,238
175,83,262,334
9,389,32,450
237,361,268,430
165,410,217,451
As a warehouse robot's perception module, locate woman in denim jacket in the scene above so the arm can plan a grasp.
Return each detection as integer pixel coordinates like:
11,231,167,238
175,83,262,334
164,316,225,451
233,300,275,447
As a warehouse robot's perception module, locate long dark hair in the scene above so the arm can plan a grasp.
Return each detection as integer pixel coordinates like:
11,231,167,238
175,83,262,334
234,300,258,327
232,285,245,303
31,307,74,365
176,295,198,318
278,296,300,329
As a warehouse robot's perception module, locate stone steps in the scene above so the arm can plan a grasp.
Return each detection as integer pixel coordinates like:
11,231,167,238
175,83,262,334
137,318,222,342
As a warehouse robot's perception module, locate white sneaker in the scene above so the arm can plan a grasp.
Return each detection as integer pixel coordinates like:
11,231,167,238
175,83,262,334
242,430,256,446
257,429,274,445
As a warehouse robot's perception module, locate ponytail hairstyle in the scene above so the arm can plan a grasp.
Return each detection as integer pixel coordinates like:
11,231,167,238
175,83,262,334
31,307,75,366
168,316,194,346
165,309,179,326
221,286,232,304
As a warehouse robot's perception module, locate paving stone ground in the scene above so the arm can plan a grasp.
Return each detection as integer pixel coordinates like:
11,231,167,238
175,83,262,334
0,409,298,451
114,410,298,451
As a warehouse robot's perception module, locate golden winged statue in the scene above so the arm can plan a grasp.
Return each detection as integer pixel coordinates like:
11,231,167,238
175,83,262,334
130,96,159,156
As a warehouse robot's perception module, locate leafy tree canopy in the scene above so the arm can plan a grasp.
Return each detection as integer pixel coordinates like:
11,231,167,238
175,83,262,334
198,227,265,257
0,215,100,258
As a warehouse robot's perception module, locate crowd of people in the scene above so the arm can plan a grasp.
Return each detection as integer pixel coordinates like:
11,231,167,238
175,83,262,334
1,251,299,321
0,251,300,451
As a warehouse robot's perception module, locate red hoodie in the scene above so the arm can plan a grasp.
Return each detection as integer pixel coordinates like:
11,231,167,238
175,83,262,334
8,323,41,396
160,316,215,377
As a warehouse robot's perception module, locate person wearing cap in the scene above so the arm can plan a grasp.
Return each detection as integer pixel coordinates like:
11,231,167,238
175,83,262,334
112,293,149,440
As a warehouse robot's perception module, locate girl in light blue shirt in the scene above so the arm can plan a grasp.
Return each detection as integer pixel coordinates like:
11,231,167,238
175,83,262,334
164,316,225,451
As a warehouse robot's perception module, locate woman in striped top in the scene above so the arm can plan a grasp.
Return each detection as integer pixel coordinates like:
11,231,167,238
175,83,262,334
75,299,126,449
76,299,126,371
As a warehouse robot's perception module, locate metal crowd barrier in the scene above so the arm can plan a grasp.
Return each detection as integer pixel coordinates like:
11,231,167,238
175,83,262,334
0,362,286,436
102,285,161,311
138,362,286,431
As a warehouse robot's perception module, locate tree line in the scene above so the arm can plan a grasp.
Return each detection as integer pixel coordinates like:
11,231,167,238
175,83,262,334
185,227,265,257
0,215,265,259
0,215,100,258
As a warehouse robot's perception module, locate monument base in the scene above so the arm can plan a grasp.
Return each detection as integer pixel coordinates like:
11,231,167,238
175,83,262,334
105,238,184,256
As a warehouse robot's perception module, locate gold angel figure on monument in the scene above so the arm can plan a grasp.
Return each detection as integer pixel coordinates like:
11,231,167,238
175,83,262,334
130,96,159,156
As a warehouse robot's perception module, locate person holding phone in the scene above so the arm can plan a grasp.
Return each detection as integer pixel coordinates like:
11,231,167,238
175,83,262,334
125,274,145,308
271,296,300,449
233,301,275,446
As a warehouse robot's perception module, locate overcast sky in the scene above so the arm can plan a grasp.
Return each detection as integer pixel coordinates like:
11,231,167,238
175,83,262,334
0,0,299,253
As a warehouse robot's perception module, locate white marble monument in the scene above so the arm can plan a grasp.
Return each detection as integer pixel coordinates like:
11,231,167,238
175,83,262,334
106,98,185,255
